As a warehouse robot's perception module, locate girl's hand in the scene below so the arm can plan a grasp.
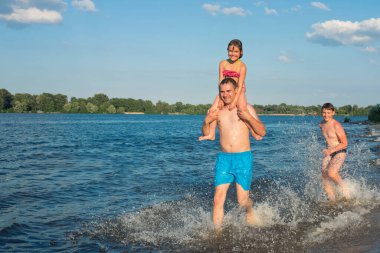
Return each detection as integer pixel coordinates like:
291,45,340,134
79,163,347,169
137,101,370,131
218,99,225,110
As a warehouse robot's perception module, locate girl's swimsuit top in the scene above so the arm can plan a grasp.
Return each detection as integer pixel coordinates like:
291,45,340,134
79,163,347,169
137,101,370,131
223,70,240,78
222,59,241,78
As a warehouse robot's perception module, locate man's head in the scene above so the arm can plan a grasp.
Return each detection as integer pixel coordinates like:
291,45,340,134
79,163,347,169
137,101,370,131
219,78,237,105
321,102,335,121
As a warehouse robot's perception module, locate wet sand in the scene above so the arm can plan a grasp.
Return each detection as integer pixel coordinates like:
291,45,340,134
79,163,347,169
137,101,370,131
309,206,380,253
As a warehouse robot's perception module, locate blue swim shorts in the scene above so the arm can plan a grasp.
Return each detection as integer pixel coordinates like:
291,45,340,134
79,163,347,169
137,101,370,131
214,150,253,191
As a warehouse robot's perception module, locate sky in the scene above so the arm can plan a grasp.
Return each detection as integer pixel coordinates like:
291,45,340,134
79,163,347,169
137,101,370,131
0,0,379,107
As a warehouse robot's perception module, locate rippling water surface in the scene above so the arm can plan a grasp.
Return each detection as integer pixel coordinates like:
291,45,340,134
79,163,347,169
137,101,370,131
0,114,379,252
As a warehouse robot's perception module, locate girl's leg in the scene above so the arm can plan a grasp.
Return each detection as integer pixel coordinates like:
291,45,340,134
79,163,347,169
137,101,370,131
237,93,262,140
199,95,220,141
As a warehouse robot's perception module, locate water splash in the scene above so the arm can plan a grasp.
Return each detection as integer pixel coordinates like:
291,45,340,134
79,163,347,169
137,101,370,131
77,120,380,252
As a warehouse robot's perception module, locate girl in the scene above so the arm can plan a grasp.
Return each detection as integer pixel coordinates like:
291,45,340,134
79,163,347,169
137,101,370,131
199,39,261,140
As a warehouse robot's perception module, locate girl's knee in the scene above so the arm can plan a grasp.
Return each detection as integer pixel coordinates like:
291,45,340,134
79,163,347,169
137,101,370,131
237,104,248,111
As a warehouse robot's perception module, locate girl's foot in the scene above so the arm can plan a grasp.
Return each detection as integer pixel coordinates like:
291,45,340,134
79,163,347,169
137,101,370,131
198,135,215,141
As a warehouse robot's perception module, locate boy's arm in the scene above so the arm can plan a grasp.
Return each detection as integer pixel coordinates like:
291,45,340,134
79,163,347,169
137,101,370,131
238,104,266,137
332,121,348,151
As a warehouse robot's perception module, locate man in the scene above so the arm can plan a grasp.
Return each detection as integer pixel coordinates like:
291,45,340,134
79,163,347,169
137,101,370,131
319,102,350,202
201,77,266,229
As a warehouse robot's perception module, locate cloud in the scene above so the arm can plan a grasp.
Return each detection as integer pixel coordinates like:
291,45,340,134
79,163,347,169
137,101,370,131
222,7,249,16
361,46,378,53
202,3,220,16
278,52,292,63
264,7,277,16
291,5,302,12
311,2,331,11
72,0,97,12
0,0,66,25
0,7,62,23
306,18,380,46
202,3,250,16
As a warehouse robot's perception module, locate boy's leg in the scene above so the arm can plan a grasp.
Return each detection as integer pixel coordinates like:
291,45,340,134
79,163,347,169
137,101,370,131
322,156,337,201
213,184,230,230
327,153,349,199
236,183,255,225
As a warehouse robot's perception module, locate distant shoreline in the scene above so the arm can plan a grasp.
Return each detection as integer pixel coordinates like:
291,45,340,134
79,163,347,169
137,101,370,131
124,112,144,115
258,113,303,116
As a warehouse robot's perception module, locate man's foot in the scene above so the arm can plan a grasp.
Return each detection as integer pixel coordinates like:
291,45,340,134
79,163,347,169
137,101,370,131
198,135,215,141
246,210,257,226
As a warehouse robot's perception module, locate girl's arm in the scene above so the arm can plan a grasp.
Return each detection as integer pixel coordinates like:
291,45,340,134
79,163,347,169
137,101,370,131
219,60,225,83
229,62,247,110
209,61,226,110
216,60,226,109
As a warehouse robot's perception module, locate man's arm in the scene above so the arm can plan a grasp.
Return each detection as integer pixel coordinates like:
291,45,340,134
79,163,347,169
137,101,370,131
237,105,266,137
201,109,218,136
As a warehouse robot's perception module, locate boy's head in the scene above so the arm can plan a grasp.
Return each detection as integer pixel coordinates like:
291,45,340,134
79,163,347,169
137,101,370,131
321,103,335,112
321,103,335,121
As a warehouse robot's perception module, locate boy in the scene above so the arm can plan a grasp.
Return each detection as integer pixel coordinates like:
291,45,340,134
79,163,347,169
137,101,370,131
319,103,350,202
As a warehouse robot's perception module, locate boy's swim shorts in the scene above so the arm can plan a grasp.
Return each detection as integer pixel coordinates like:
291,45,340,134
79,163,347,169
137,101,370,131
214,150,253,191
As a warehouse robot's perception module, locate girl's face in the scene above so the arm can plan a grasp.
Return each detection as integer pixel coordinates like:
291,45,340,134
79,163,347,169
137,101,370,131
227,45,242,62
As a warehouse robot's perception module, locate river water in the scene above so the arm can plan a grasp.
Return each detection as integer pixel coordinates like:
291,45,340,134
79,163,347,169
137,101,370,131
0,114,379,252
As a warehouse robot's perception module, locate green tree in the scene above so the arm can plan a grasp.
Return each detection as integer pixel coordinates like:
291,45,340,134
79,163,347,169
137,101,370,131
174,102,184,113
86,102,98,113
142,100,155,113
88,93,109,107
36,93,55,112
117,106,125,114
106,104,116,114
0,88,13,111
13,101,28,113
63,103,72,113
156,100,173,114
13,93,37,112
53,94,68,112
368,104,380,123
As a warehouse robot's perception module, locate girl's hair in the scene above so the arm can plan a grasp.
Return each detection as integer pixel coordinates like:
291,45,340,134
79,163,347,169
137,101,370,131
227,39,243,59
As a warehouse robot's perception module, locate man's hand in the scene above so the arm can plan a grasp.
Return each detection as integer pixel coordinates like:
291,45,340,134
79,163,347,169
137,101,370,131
205,108,218,124
237,109,252,121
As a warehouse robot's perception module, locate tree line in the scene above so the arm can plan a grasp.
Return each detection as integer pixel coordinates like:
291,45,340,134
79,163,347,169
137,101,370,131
0,88,375,116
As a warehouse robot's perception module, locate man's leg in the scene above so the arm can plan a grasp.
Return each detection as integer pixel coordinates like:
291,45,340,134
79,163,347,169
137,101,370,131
213,184,230,230
236,183,255,225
